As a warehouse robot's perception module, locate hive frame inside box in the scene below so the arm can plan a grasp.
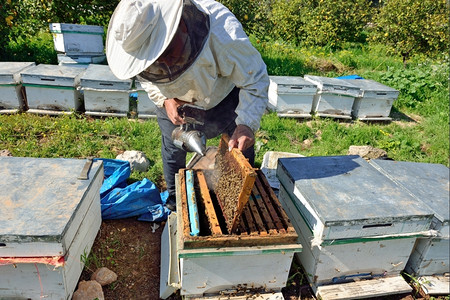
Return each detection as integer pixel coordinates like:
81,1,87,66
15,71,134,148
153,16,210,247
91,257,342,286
0,159,103,299
170,169,301,298
83,87,130,117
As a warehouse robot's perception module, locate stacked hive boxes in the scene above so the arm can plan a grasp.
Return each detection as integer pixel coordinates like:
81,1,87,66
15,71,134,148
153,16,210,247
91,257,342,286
80,64,133,117
0,62,35,113
0,157,104,299
276,155,438,298
49,23,106,66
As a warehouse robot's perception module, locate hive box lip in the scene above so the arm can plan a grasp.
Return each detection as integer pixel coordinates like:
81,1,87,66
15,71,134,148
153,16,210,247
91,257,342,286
49,23,104,34
305,75,361,97
0,157,103,244
342,78,399,98
20,64,87,87
277,155,435,228
80,64,132,90
0,62,36,84
269,75,317,88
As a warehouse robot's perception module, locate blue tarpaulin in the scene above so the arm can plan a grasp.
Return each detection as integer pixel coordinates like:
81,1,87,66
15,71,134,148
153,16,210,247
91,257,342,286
94,158,170,221
335,75,364,80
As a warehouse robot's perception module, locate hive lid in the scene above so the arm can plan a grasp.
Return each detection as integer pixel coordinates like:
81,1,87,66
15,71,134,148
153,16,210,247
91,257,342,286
49,23,104,34
269,76,317,94
80,64,132,90
0,157,103,255
304,75,361,97
0,62,35,84
342,79,399,99
369,159,450,225
277,155,434,229
20,64,86,87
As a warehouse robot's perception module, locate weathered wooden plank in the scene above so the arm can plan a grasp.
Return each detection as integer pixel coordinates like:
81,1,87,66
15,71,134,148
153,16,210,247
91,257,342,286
196,171,222,236
419,275,450,295
316,276,412,300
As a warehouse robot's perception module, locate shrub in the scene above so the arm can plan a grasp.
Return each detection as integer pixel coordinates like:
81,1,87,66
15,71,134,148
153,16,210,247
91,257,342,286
370,0,449,63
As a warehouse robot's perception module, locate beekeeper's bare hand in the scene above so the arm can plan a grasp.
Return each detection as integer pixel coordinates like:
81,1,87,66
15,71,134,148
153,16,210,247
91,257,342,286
164,98,187,125
229,124,255,152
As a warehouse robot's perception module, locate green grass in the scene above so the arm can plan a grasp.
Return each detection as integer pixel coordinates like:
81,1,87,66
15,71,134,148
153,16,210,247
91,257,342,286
0,43,448,188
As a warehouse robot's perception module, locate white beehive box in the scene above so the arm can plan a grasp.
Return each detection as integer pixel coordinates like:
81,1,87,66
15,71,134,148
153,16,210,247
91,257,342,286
80,64,132,117
276,155,434,297
135,79,157,118
268,76,317,118
305,75,360,119
0,157,103,299
368,160,449,279
0,62,35,113
342,79,399,121
49,23,104,56
161,212,301,299
21,64,86,115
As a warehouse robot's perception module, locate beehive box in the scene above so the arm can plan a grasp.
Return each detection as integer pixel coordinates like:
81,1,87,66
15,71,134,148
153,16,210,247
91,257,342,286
135,79,157,118
165,168,301,298
342,79,399,121
0,62,35,113
276,155,434,298
21,64,86,115
268,76,317,118
49,23,104,56
368,160,449,280
80,64,132,117
0,157,103,299
305,75,360,119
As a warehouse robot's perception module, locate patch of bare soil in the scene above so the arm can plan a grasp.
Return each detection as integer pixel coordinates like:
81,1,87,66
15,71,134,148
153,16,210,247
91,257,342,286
79,218,441,300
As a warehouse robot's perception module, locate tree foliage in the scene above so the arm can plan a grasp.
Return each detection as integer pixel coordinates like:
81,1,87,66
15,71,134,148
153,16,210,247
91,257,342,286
370,0,449,63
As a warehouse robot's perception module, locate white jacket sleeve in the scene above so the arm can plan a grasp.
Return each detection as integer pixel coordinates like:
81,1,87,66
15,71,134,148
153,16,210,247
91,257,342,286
140,80,167,108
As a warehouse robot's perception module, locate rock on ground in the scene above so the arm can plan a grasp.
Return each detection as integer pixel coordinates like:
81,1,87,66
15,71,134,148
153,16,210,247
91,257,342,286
116,150,150,172
348,145,388,160
91,267,118,286
72,280,104,300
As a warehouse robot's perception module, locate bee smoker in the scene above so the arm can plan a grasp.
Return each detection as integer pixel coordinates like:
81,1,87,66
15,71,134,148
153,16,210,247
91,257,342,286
171,104,207,156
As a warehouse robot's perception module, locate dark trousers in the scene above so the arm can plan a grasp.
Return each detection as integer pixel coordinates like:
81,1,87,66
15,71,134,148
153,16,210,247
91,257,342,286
156,87,255,196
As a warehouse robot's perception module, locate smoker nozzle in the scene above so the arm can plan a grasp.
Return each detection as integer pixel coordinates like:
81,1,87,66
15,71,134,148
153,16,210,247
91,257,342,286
172,127,207,156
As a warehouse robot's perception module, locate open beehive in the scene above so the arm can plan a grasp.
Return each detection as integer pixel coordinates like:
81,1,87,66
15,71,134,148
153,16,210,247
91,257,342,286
177,135,297,249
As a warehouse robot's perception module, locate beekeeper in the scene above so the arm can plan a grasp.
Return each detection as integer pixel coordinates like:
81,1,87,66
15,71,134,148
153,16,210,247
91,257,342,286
106,0,269,211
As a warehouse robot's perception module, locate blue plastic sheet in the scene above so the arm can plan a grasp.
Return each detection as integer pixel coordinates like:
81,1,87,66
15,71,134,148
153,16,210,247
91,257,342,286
94,158,170,221
335,75,364,80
